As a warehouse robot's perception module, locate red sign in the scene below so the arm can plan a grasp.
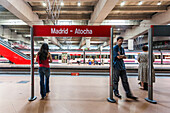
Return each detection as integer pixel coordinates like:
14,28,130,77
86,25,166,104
71,73,79,76
33,25,111,37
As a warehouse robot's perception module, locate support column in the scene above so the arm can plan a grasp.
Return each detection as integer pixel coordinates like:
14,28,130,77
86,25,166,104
86,37,91,49
160,50,163,64
28,27,37,101
145,28,157,104
83,48,85,64
107,27,116,103
128,39,134,50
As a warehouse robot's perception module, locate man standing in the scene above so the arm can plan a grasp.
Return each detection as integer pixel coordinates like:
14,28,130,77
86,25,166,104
113,37,137,100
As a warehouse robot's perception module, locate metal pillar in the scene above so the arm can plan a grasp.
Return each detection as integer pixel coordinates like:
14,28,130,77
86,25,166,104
160,50,163,64
107,27,116,103
28,27,37,101
83,50,85,64
145,28,157,104
100,50,101,63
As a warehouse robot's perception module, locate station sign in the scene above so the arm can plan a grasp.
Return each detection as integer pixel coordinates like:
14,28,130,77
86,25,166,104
151,25,170,36
33,25,111,37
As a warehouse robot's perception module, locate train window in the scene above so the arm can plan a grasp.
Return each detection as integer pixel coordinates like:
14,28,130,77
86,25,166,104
163,55,166,59
155,55,160,59
92,55,95,59
54,55,58,60
101,55,104,58
86,55,91,58
108,55,110,58
96,55,99,58
104,55,107,58
81,55,83,58
126,55,135,59
71,55,75,60
52,54,57,59
164,55,170,59
77,55,80,58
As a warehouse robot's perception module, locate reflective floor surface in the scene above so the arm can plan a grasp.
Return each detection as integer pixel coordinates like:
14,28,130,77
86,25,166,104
0,76,169,113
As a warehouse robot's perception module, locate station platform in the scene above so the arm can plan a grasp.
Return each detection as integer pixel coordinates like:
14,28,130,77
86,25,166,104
0,75,169,113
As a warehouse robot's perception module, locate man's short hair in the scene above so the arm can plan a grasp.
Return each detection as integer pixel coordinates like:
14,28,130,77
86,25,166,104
142,46,148,51
117,37,124,41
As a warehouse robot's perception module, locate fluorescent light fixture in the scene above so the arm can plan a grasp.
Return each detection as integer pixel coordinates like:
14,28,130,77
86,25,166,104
42,2,47,7
61,1,64,6
15,30,17,32
120,1,125,6
118,28,120,31
77,1,81,6
138,1,143,5
157,1,161,5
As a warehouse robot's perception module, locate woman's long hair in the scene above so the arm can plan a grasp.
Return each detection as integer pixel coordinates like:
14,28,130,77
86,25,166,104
38,43,49,63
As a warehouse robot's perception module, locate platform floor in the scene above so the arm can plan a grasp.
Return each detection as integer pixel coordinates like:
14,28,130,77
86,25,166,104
0,76,170,113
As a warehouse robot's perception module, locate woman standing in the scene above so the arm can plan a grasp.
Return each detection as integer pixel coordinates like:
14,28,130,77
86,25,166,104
36,43,52,99
137,46,155,90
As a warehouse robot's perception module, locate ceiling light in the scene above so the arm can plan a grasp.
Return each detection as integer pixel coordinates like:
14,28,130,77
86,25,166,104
77,1,81,6
118,28,120,31
138,1,143,5
42,2,47,7
15,30,17,33
120,1,125,6
61,1,64,6
157,1,161,5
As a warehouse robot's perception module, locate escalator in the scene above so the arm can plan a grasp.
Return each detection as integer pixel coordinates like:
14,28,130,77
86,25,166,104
0,39,30,64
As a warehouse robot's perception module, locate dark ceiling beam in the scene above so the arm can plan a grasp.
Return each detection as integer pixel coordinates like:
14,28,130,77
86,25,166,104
17,31,30,34
10,28,30,31
0,15,18,19
39,14,90,20
0,12,13,16
32,6,93,11
106,14,151,20
34,11,92,14
3,25,30,29
11,29,30,32
112,5,167,13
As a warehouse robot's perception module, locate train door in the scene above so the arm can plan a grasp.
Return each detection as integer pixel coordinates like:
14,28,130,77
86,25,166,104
62,52,67,63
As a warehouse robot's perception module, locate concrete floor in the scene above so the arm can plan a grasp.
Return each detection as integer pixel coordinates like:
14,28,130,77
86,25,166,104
0,76,169,113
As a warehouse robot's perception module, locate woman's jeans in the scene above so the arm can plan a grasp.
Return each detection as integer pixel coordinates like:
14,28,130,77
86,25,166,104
39,67,50,98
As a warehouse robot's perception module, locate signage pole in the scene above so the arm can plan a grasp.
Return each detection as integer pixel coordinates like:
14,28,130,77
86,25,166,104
107,27,116,103
145,28,157,104
28,27,37,101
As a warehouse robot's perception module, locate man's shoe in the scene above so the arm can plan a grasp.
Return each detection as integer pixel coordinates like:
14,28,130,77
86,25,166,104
126,94,138,100
115,94,122,99
46,91,50,93
144,83,148,90
41,96,46,100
